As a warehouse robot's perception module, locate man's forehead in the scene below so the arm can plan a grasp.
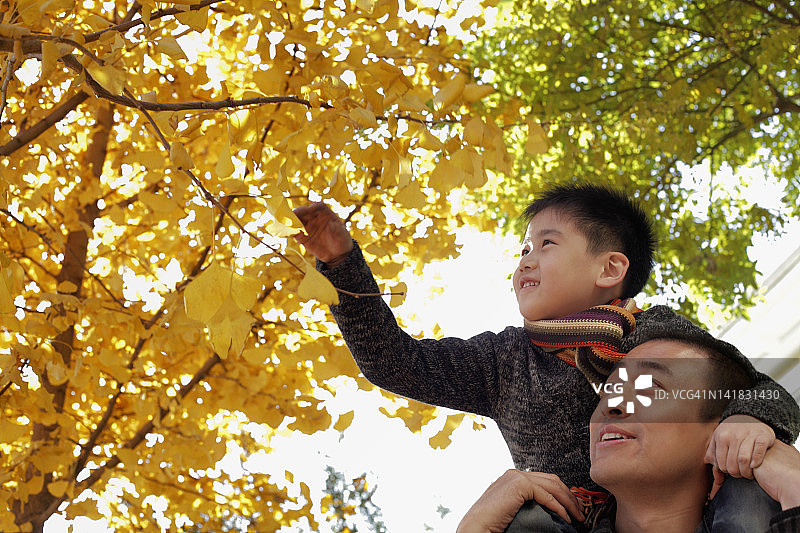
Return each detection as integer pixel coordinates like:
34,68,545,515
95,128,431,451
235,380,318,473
614,339,709,375
627,339,706,359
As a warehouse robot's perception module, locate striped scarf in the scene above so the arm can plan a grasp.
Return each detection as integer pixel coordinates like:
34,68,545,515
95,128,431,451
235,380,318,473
524,298,640,386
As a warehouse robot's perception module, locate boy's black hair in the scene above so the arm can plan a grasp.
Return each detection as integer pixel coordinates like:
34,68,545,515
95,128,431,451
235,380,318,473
522,184,657,298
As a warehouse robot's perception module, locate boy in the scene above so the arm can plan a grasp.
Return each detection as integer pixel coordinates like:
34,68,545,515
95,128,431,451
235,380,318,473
294,184,799,528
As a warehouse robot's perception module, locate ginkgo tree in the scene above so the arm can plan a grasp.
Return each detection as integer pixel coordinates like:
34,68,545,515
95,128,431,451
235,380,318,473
0,0,508,530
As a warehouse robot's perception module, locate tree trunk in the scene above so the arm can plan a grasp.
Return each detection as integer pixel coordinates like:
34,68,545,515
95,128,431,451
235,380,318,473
15,102,113,532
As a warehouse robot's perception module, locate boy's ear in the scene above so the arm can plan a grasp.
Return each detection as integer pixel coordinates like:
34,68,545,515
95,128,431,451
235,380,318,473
596,252,629,289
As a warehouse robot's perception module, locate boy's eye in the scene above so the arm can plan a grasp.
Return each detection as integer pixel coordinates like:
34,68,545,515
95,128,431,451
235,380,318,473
542,239,554,247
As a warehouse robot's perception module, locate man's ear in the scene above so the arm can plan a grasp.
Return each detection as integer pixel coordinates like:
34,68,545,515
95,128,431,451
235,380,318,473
596,252,629,289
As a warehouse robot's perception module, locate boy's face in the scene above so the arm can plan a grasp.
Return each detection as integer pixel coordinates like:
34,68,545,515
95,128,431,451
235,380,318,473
513,209,615,321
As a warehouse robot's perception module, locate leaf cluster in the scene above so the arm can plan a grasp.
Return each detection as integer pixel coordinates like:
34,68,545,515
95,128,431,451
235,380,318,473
0,0,506,530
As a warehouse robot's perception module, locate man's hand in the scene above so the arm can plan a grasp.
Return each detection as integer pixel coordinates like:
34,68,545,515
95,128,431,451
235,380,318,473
752,440,800,511
456,470,584,533
706,414,775,479
293,202,354,267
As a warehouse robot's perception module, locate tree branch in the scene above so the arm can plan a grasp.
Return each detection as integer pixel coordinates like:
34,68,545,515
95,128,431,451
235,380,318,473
0,56,15,124
84,0,226,43
0,91,90,156
771,0,800,20
73,354,222,495
732,0,799,26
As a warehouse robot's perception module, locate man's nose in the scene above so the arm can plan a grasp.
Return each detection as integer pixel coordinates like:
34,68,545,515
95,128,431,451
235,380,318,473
600,388,634,418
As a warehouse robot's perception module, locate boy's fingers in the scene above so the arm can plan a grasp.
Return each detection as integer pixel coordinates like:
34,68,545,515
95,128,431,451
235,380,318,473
737,436,756,479
725,441,743,477
708,466,726,500
704,439,717,467
750,435,772,469
714,441,731,474
704,439,718,467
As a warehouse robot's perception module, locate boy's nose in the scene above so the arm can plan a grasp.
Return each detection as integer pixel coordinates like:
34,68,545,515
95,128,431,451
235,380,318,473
518,254,537,270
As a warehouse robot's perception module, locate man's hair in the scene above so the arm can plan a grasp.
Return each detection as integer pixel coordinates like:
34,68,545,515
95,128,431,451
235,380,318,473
522,184,657,298
688,341,755,421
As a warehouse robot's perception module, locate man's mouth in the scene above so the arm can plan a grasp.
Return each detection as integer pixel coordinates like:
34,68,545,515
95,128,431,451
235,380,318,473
600,432,635,442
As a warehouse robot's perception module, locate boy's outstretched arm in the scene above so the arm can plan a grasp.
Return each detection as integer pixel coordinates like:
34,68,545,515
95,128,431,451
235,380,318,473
291,202,508,418
293,203,354,267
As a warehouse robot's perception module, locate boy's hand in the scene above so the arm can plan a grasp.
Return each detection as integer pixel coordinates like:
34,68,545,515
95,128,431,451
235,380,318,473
705,414,775,484
293,202,354,267
456,470,584,533
752,440,800,511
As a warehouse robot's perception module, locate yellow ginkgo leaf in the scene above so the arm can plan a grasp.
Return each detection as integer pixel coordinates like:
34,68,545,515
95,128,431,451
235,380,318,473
169,141,194,169
175,6,208,31
525,120,550,155
86,64,126,95
156,36,188,60
462,83,494,102
207,297,253,358
215,139,235,178
265,219,301,238
349,107,379,129
40,40,59,78
0,253,21,314
242,346,270,365
139,190,176,214
298,267,339,305
389,282,407,308
333,411,354,432
47,480,70,498
463,117,486,147
46,360,69,386
230,271,261,311
57,280,78,293
184,262,231,324
355,0,374,12
428,413,465,449
0,419,29,442
265,194,303,230
433,73,467,112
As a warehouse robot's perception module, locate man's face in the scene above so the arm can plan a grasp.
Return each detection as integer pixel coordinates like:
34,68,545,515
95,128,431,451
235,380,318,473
513,209,613,321
589,340,718,490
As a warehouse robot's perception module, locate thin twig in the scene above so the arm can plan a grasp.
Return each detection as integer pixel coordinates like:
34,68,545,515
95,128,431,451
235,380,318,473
124,88,306,273
0,57,15,124
84,0,226,43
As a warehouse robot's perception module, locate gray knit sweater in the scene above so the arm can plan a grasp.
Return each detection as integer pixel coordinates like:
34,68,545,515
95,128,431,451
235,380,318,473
320,244,800,490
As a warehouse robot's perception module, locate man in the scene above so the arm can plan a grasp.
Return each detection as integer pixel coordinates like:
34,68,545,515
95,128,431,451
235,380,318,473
457,315,800,532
